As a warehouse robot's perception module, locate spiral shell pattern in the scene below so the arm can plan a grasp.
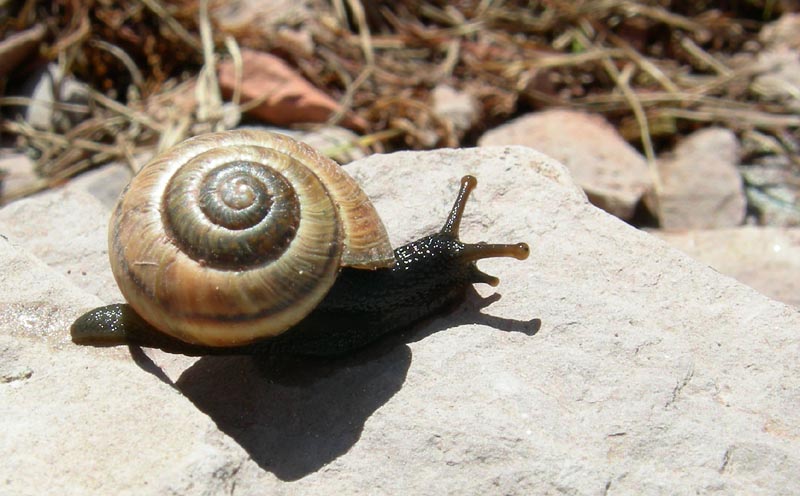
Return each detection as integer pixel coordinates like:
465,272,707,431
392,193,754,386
109,130,394,346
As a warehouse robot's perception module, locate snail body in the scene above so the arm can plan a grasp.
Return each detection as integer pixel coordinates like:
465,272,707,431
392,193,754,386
71,130,529,356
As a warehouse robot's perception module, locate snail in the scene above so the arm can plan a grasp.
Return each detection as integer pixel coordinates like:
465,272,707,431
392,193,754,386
70,130,530,356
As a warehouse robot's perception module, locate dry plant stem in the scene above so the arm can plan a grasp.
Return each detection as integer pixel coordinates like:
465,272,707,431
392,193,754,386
685,66,762,97
1,121,119,156
603,0,710,36
580,93,764,111
602,30,681,95
193,0,225,134
572,28,661,204
2,0,795,203
224,36,243,108
328,0,375,127
573,31,657,163
346,0,375,66
356,129,404,148
609,60,658,167
47,12,90,58
139,0,201,51
114,134,139,173
752,78,800,101
87,89,163,133
432,40,460,80
485,48,627,75
89,39,145,94
679,36,732,76
0,96,89,115
665,108,800,129
53,152,117,181
0,24,46,73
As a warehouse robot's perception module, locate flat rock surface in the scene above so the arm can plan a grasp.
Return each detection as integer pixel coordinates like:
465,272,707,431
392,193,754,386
0,188,118,300
1,145,799,495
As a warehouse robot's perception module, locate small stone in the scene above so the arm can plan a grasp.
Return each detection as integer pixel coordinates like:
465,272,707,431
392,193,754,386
751,47,800,112
432,84,479,133
478,109,652,220
210,0,310,39
18,63,89,131
0,365,33,383
650,127,746,229
759,13,800,49
0,338,33,383
0,153,39,202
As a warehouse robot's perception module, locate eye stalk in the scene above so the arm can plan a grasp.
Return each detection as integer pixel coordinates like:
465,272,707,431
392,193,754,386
442,175,530,287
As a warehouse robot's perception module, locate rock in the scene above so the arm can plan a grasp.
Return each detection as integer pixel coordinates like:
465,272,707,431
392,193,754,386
740,160,800,227
65,161,133,210
0,240,233,493
653,227,800,308
751,47,800,112
210,0,311,47
19,63,90,131
478,109,652,220
0,152,39,203
650,128,746,229
0,188,120,301
1,145,799,494
432,84,479,134
759,13,800,49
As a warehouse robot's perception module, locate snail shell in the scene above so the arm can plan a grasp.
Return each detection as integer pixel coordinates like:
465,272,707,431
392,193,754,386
110,129,395,347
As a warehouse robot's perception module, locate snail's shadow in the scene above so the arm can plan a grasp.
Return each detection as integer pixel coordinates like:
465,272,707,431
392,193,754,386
174,343,409,482
133,288,540,482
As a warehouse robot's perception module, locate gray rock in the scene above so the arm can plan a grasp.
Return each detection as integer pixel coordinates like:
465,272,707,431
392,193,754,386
478,110,652,220
740,160,800,227
650,128,746,229
653,227,800,308
1,145,799,494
